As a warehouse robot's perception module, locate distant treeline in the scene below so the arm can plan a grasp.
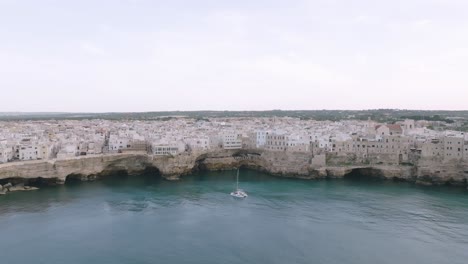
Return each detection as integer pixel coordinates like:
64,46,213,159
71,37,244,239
399,115,455,123
0,109,467,122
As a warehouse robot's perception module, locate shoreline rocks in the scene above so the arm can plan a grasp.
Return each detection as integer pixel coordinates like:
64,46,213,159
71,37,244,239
0,151,467,194
0,182,39,195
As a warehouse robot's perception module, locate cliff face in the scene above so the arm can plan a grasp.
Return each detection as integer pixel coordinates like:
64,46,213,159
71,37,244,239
413,159,468,186
0,154,155,185
0,150,467,188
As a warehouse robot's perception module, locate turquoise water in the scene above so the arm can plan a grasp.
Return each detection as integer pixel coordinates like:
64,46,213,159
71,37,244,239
1,170,468,264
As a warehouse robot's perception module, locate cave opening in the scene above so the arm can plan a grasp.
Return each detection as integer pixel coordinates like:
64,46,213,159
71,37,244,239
0,177,61,187
0,177,25,186
26,177,62,187
64,165,162,185
193,156,208,172
343,168,386,181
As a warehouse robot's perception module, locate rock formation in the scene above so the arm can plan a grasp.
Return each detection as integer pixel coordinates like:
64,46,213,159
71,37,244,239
0,182,38,195
0,150,467,193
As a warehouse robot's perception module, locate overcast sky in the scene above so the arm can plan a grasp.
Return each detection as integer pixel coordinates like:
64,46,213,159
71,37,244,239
1,0,468,112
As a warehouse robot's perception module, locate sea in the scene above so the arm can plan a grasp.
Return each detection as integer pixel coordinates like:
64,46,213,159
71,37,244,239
1,169,468,264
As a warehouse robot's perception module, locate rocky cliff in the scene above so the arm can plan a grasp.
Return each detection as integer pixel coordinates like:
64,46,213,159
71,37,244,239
0,153,194,184
0,150,467,190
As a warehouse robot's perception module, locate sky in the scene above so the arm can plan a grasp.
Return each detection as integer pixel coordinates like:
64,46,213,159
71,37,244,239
1,0,468,112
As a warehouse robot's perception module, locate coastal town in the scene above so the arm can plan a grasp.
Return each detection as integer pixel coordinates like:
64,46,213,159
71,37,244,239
1,117,467,166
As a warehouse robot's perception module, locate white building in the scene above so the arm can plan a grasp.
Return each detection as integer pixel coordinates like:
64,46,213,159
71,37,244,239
108,135,130,152
185,136,210,151
57,144,78,159
252,130,268,148
36,142,54,160
18,145,38,160
222,132,242,150
0,144,13,163
286,134,310,152
86,141,104,154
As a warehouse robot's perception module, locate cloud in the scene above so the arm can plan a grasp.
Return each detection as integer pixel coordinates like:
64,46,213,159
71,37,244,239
80,42,106,56
354,15,373,23
411,19,432,30
205,11,249,36
97,23,112,32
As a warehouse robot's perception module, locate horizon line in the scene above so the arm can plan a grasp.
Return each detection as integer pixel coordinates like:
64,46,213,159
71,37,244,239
2,109,468,114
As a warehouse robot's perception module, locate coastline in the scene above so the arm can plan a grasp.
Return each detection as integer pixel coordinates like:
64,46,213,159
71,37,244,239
1,150,467,195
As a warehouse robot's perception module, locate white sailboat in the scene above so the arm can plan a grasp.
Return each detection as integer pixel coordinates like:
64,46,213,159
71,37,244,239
230,168,248,198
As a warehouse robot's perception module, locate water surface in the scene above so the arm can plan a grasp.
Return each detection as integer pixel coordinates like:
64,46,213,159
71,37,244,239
1,170,468,264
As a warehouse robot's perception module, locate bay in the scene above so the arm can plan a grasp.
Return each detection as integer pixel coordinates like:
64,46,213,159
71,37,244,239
1,169,468,264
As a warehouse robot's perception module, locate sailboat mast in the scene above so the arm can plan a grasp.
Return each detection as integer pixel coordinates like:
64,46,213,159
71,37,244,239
236,168,239,190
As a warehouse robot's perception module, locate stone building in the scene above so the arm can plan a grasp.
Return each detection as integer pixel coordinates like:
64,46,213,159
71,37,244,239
421,138,443,158
442,136,464,160
265,132,287,151
152,141,185,156
402,119,416,134
420,135,466,162
464,140,468,161
375,124,403,136
331,134,413,164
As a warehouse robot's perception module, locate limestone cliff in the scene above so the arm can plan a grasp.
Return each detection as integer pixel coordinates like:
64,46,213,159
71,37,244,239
0,153,199,183
0,150,467,189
